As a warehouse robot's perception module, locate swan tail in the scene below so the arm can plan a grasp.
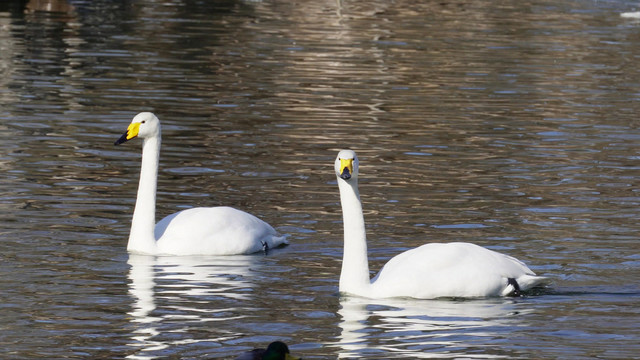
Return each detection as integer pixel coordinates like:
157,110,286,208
502,274,550,296
258,234,289,255
503,278,522,297
269,234,289,247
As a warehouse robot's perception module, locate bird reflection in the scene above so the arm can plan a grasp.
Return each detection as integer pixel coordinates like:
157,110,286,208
26,0,75,13
337,296,531,359
126,254,261,359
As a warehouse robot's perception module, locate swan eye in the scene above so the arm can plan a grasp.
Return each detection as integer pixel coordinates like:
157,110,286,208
141,121,146,124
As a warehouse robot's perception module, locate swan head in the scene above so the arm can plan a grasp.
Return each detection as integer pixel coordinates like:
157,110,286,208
335,149,359,182
114,112,161,145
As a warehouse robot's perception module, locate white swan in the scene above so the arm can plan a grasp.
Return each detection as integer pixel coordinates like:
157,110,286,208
114,112,287,255
335,149,548,299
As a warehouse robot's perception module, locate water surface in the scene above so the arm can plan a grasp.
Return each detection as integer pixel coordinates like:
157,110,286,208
1,0,639,358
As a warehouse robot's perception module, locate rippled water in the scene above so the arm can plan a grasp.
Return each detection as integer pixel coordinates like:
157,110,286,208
1,0,640,358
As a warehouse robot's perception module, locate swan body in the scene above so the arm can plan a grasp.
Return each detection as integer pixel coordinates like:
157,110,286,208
115,112,286,255
335,149,547,299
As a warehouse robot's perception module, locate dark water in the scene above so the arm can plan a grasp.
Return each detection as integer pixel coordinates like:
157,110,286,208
1,0,639,358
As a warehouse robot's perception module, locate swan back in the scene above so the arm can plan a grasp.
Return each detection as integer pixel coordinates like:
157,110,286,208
154,206,283,255
370,242,546,298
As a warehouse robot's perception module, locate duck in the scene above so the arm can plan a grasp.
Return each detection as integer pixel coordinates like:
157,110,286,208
334,149,548,299
114,112,287,255
234,341,300,360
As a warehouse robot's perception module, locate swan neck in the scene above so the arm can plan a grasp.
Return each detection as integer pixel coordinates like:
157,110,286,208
128,136,160,254
338,179,372,296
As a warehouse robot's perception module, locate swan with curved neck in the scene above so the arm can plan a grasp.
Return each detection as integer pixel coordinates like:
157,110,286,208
114,112,287,255
335,149,547,299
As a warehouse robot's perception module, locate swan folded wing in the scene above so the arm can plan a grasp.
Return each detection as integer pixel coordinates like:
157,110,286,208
370,242,542,299
154,206,284,255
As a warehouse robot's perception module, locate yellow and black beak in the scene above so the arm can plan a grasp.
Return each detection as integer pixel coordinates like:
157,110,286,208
114,122,141,145
339,158,353,180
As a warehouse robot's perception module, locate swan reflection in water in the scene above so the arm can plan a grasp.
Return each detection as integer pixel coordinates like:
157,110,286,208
126,254,262,359
337,295,535,359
